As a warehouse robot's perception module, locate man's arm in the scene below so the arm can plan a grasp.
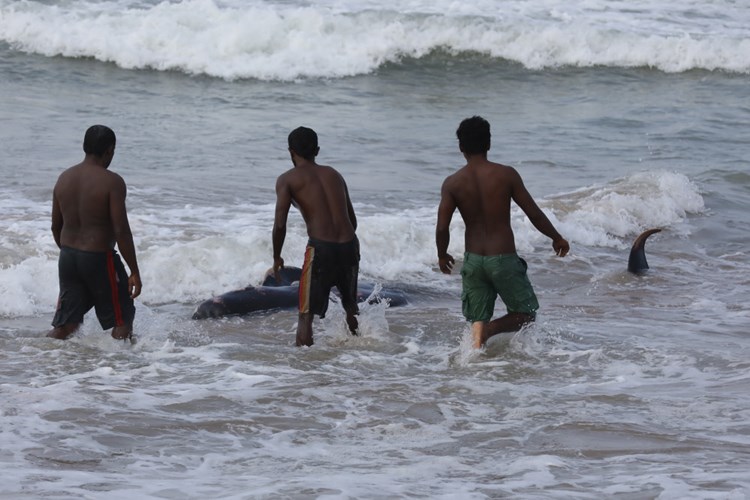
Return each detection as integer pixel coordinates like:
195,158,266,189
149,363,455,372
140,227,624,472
51,190,63,248
109,176,142,298
272,175,293,277
510,169,569,257
436,180,456,273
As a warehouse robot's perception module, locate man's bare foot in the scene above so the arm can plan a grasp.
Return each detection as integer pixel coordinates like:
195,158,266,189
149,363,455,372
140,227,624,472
296,335,313,347
346,315,359,336
46,324,79,340
111,325,133,341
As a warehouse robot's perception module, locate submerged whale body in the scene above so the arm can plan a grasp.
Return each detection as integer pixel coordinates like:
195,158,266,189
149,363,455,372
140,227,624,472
627,228,662,274
192,267,408,319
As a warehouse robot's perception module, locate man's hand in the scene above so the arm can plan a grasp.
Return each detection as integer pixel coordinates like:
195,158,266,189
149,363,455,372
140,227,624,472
438,254,455,274
553,238,570,257
273,256,285,282
128,273,142,299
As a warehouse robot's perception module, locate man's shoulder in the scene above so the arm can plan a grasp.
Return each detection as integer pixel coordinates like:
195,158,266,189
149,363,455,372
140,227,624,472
474,160,519,181
443,164,470,182
485,159,517,173
99,167,126,188
56,163,88,185
312,163,342,179
277,167,299,182
59,162,84,176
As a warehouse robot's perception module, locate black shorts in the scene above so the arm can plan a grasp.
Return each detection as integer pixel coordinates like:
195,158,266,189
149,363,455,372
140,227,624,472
52,247,135,330
299,237,359,318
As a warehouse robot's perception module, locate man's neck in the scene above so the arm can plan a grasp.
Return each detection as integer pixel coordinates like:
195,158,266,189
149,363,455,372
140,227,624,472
294,158,317,169
83,154,109,168
464,152,488,165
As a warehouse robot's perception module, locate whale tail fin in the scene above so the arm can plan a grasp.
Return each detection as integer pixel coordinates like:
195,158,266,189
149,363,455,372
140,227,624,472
628,228,662,274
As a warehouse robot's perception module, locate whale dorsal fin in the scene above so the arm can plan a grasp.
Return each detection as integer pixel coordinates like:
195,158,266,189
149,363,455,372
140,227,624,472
628,228,662,273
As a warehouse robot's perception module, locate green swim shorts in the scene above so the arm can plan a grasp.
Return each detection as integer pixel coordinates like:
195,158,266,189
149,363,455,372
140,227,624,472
460,252,539,322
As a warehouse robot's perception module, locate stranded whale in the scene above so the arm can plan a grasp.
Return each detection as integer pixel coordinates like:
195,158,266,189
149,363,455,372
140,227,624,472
192,267,407,319
627,228,662,274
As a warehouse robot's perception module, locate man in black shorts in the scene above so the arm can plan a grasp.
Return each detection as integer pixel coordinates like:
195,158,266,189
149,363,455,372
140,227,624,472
272,127,359,346
47,125,141,342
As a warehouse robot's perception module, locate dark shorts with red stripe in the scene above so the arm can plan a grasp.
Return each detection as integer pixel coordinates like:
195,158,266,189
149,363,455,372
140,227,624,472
52,246,135,330
299,237,359,319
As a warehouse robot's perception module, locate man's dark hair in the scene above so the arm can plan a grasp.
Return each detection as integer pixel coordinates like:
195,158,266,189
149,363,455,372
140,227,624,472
456,116,490,155
83,125,116,157
288,126,318,160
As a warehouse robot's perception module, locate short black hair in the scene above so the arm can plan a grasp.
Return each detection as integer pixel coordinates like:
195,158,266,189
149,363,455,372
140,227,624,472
288,126,318,160
456,116,490,155
83,125,116,156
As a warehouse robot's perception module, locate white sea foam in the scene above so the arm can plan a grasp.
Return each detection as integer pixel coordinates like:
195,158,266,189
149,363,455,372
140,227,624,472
1,0,748,80
0,170,705,317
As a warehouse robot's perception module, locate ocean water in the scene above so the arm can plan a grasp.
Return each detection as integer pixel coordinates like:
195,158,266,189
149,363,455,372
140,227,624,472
1,0,749,498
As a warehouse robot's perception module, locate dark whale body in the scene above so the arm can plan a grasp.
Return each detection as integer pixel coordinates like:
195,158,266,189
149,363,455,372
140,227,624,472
192,267,407,319
628,228,662,274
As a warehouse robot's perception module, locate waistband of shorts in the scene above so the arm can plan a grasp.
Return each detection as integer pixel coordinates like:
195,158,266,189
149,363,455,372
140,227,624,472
61,246,116,256
307,236,359,248
463,251,518,260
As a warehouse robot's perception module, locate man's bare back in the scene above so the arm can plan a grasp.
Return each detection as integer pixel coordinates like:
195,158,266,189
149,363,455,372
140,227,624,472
438,157,569,268
275,162,356,243
54,162,126,252
441,158,522,256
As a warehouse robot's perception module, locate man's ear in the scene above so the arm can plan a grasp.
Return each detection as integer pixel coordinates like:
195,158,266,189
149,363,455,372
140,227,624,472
103,145,116,167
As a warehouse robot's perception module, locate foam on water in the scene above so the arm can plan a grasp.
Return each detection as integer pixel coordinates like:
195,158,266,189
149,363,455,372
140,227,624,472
1,0,748,80
0,170,706,317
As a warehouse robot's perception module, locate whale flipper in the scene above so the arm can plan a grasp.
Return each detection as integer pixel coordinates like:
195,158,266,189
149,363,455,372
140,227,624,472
627,228,662,274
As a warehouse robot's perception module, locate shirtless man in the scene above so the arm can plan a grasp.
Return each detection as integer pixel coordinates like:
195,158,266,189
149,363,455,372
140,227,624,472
47,125,141,342
436,116,569,348
273,127,359,347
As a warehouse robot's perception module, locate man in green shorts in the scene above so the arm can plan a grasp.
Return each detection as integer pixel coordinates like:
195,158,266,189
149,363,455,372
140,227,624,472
436,116,569,348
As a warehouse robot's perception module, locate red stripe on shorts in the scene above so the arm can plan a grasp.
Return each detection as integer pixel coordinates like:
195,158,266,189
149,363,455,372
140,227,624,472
106,252,124,326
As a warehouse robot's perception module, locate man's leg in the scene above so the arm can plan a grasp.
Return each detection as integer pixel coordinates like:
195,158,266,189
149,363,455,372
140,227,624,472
337,259,359,336
344,302,358,336
471,321,487,349
477,313,534,347
46,323,80,340
296,312,314,347
482,255,537,347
